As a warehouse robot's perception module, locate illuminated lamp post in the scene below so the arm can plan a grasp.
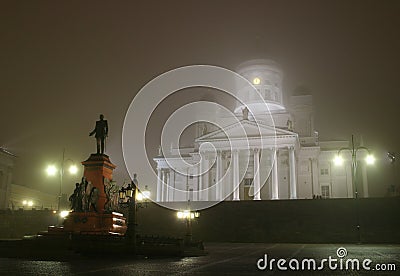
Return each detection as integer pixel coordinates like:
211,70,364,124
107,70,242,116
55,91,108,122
22,199,34,209
119,180,150,253
333,135,375,198
333,135,375,243
176,209,200,245
46,149,78,210
387,152,397,196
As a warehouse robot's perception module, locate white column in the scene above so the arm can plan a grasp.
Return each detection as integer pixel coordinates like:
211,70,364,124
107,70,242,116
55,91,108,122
289,146,297,199
161,170,166,202
362,164,369,198
216,151,223,201
171,170,176,201
156,168,162,202
253,148,261,200
196,165,200,201
200,153,209,201
165,171,170,202
311,158,319,197
199,152,205,201
232,150,240,200
271,148,279,199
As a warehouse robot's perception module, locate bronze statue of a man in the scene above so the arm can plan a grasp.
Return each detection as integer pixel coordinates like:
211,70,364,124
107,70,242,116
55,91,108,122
89,114,108,154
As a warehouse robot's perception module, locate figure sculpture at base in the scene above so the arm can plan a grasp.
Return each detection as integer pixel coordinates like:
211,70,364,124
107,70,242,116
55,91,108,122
89,187,99,212
69,183,82,211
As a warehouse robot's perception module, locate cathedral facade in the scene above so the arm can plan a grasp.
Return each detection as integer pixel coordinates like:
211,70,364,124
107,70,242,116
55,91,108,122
153,60,370,202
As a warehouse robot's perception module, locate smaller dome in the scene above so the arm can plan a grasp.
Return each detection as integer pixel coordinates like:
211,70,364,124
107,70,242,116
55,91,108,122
234,59,285,114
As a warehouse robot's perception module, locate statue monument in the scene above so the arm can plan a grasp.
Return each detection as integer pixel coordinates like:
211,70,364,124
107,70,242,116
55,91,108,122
89,114,108,155
49,115,126,236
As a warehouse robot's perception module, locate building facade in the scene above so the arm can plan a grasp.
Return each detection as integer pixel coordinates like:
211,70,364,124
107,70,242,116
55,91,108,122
154,60,370,202
0,147,15,209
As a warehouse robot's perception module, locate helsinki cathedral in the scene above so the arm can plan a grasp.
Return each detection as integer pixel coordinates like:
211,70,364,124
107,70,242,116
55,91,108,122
153,59,370,202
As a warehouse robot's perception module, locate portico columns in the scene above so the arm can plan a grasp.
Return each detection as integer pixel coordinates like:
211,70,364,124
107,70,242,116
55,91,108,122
216,151,223,200
289,146,297,199
199,152,205,201
200,153,209,201
271,148,279,199
253,148,261,200
311,158,319,196
232,150,240,200
165,171,170,202
161,170,166,201
156,168,162,202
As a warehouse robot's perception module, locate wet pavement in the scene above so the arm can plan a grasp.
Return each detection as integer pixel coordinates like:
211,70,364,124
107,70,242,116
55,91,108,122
0,243,399,275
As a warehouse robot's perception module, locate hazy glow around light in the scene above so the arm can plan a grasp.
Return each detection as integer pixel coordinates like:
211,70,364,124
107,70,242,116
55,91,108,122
366,154,375,165
59,210,70,218
136,193,143,201
253,77,261,85
28,200,33,207
177,210,200,219
46,165,57,176
334,155,344,166
68,165,78,174
22,200,27,205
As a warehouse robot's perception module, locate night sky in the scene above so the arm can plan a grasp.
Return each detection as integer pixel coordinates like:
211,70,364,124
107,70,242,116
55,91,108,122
1,1,399,196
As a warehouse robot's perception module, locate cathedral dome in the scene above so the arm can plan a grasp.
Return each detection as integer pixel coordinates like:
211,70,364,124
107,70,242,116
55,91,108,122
234,59,285,115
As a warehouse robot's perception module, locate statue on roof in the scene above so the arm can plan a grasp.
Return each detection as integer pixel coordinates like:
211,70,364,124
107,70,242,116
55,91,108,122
242,107,249,120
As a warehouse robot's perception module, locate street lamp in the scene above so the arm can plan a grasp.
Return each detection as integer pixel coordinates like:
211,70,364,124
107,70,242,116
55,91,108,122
118,178,151,253
59,210,70,219
136,185,151,205
176,209,200,245
333,135,374,199
22,200,34,209
387,152,397,196
46,149,78,210
333,135,374,243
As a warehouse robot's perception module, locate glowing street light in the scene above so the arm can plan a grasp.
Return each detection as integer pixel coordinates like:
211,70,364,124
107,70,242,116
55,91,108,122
46,149,79,210
177,209,200,244
136,185,151,202
365,154,375,165
46,165,57,176
333,135,374,244
68,165,78,174
118,175,150,253
333,155,344,166
333,135,375,198
177,210,200,219
59,210,70,219
22,200,34,208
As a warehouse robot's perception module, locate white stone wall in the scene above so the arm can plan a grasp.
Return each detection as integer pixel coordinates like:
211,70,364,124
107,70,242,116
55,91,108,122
0,149,15,209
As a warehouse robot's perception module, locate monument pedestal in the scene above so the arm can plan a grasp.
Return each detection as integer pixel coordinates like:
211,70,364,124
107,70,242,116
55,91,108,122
81,154,116,213
62,212,126,235
48,153,127,236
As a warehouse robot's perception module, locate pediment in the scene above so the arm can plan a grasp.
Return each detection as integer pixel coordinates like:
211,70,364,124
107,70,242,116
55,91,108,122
195,120,297,142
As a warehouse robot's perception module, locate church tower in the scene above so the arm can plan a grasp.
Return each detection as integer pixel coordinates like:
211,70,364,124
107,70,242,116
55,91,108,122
234,59,291,129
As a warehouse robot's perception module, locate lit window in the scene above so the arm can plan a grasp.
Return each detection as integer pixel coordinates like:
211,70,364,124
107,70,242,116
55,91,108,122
253,77,261,85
